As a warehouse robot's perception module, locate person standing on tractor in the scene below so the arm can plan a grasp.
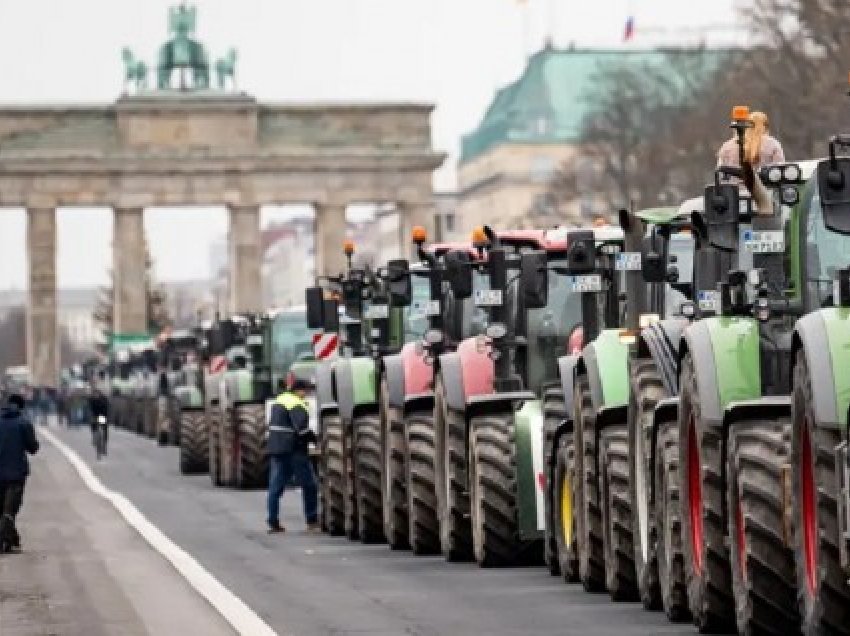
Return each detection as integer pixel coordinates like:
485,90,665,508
718,110,785,170
0,394,39,552
266,374,319,534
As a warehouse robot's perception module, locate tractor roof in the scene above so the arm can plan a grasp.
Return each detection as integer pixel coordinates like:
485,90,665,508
636,206,682,225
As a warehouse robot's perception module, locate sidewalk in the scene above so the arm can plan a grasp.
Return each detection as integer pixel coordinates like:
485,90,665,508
0,435,236,636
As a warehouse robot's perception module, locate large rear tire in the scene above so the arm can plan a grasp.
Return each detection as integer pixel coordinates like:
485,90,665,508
354,414,385,543
792,350,850,635
208,407,223,487
679,353,735,633
727,417,800,635
234,403,267,489
628,358,664,611
543,386,566,576
219,406,237,488
434,374,472,561
654,415,690,622
601,426,638,600
469,412,521,567
322,414,346,536
343,424,359,540
406,410,440,555
381,380,408,550
574,373,606,592
179,410,209,475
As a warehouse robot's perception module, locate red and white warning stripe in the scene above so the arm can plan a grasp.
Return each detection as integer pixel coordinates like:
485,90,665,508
208,355,227,374
312,332,339,360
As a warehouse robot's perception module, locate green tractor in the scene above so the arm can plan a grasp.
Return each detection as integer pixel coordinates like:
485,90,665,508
159,329,208,473
671,130,830,631
790,133,850,634
307,244,413,543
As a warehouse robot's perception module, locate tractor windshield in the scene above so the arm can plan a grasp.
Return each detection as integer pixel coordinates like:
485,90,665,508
403,275,432,342
271,309,316,374
525,258,584,391
804,187,850,308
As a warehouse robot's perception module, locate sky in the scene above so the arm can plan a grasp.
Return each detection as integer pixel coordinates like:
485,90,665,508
0,0,743,289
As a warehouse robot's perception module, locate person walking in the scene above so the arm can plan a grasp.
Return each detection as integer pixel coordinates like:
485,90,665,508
0,394,39,552
89,386,110,457
266,374,319,534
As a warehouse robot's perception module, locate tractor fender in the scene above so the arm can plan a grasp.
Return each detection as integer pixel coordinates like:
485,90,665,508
401,342,433,399
638,318,688,396
437,351,466,412
794,309,850,430
719,396,792,529
681,316,762,427
403,392,434,416
334,356,378,423
557,354,579,417
576,329,629,414
466,391,536,421
457,336,494,402
382,352,405,409
315,360,336,413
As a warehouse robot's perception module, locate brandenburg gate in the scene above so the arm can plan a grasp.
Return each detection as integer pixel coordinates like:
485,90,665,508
0,5,443,386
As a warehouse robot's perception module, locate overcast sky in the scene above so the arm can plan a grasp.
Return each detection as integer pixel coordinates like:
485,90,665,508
0,0,743,289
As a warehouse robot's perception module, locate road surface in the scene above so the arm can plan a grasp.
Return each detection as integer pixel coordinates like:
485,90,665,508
9,424,708,635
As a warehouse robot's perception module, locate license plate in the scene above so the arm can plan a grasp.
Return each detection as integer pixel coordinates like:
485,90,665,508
567,274,602,292
246,334,263,346
742,230,784,253
364,304,389,320
411,299,440,317
615,252,642,271
698,290,720,312
474,289,503,306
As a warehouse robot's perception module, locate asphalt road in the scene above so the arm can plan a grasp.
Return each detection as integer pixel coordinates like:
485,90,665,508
49,425,704,636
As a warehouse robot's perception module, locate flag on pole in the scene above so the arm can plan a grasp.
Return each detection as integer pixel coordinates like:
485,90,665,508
623,15,635,41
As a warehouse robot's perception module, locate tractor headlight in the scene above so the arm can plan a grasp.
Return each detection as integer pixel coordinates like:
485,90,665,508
767,166,783,184
618,330,637,345
783,163,801,183
639,313,660,329
781,185,799,206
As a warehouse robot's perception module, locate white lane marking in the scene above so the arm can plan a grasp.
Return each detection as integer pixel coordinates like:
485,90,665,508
41,428,278,636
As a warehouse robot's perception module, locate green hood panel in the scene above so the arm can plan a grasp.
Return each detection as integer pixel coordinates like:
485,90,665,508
822,307,850,428
514,399,545,539
349,357,377,406
591,329,630,408
705,316,762,409
636,206,681,225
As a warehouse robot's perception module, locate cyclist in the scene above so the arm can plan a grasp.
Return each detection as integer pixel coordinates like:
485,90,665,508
88,385,109,459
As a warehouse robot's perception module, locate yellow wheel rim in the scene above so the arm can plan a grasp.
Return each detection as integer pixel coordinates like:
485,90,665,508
560,473,573,546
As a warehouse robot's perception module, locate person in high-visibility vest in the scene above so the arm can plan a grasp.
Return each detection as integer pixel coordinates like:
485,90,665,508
266,373,318,534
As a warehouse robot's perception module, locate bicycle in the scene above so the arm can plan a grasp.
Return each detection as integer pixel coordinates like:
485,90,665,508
93,415,108,460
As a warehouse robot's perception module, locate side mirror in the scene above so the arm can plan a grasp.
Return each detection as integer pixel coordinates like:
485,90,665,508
305,286,325,328
703,183,740,251
520,251,548,309
386,259,412,307
342,279,362,319
567,230,595,274
642,251,667,283
445,250,473,299
817,157,850,233
322,298,340,333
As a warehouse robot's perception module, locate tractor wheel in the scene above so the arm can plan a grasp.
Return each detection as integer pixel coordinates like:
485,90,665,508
727,417,800,635
628,358,664,611
574,373,605,592
354,414,385,543
679,353,735,633
468,411,520,567
792,350,850,635
322,413,346,536
543,385,566,576
601,426,638,600
381,380,408,550
434,374,473,561
343,424,359,540
406,410,440,555
554,432,579,582
208,407,223,487
234,403,268,489
654,414,690,622
179,410,209,475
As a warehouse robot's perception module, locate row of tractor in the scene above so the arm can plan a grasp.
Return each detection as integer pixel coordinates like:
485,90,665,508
304,107,850,635
107,308,317,489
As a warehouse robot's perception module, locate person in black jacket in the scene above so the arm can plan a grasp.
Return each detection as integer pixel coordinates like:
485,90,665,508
88,386,110,453
0,394,39,552
266,374,318,534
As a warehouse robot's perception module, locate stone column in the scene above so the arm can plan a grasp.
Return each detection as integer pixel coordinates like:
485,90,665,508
314,202,348,277
228,204,261,313
400,201,436,259
26,207,57,387
113,207,148,335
